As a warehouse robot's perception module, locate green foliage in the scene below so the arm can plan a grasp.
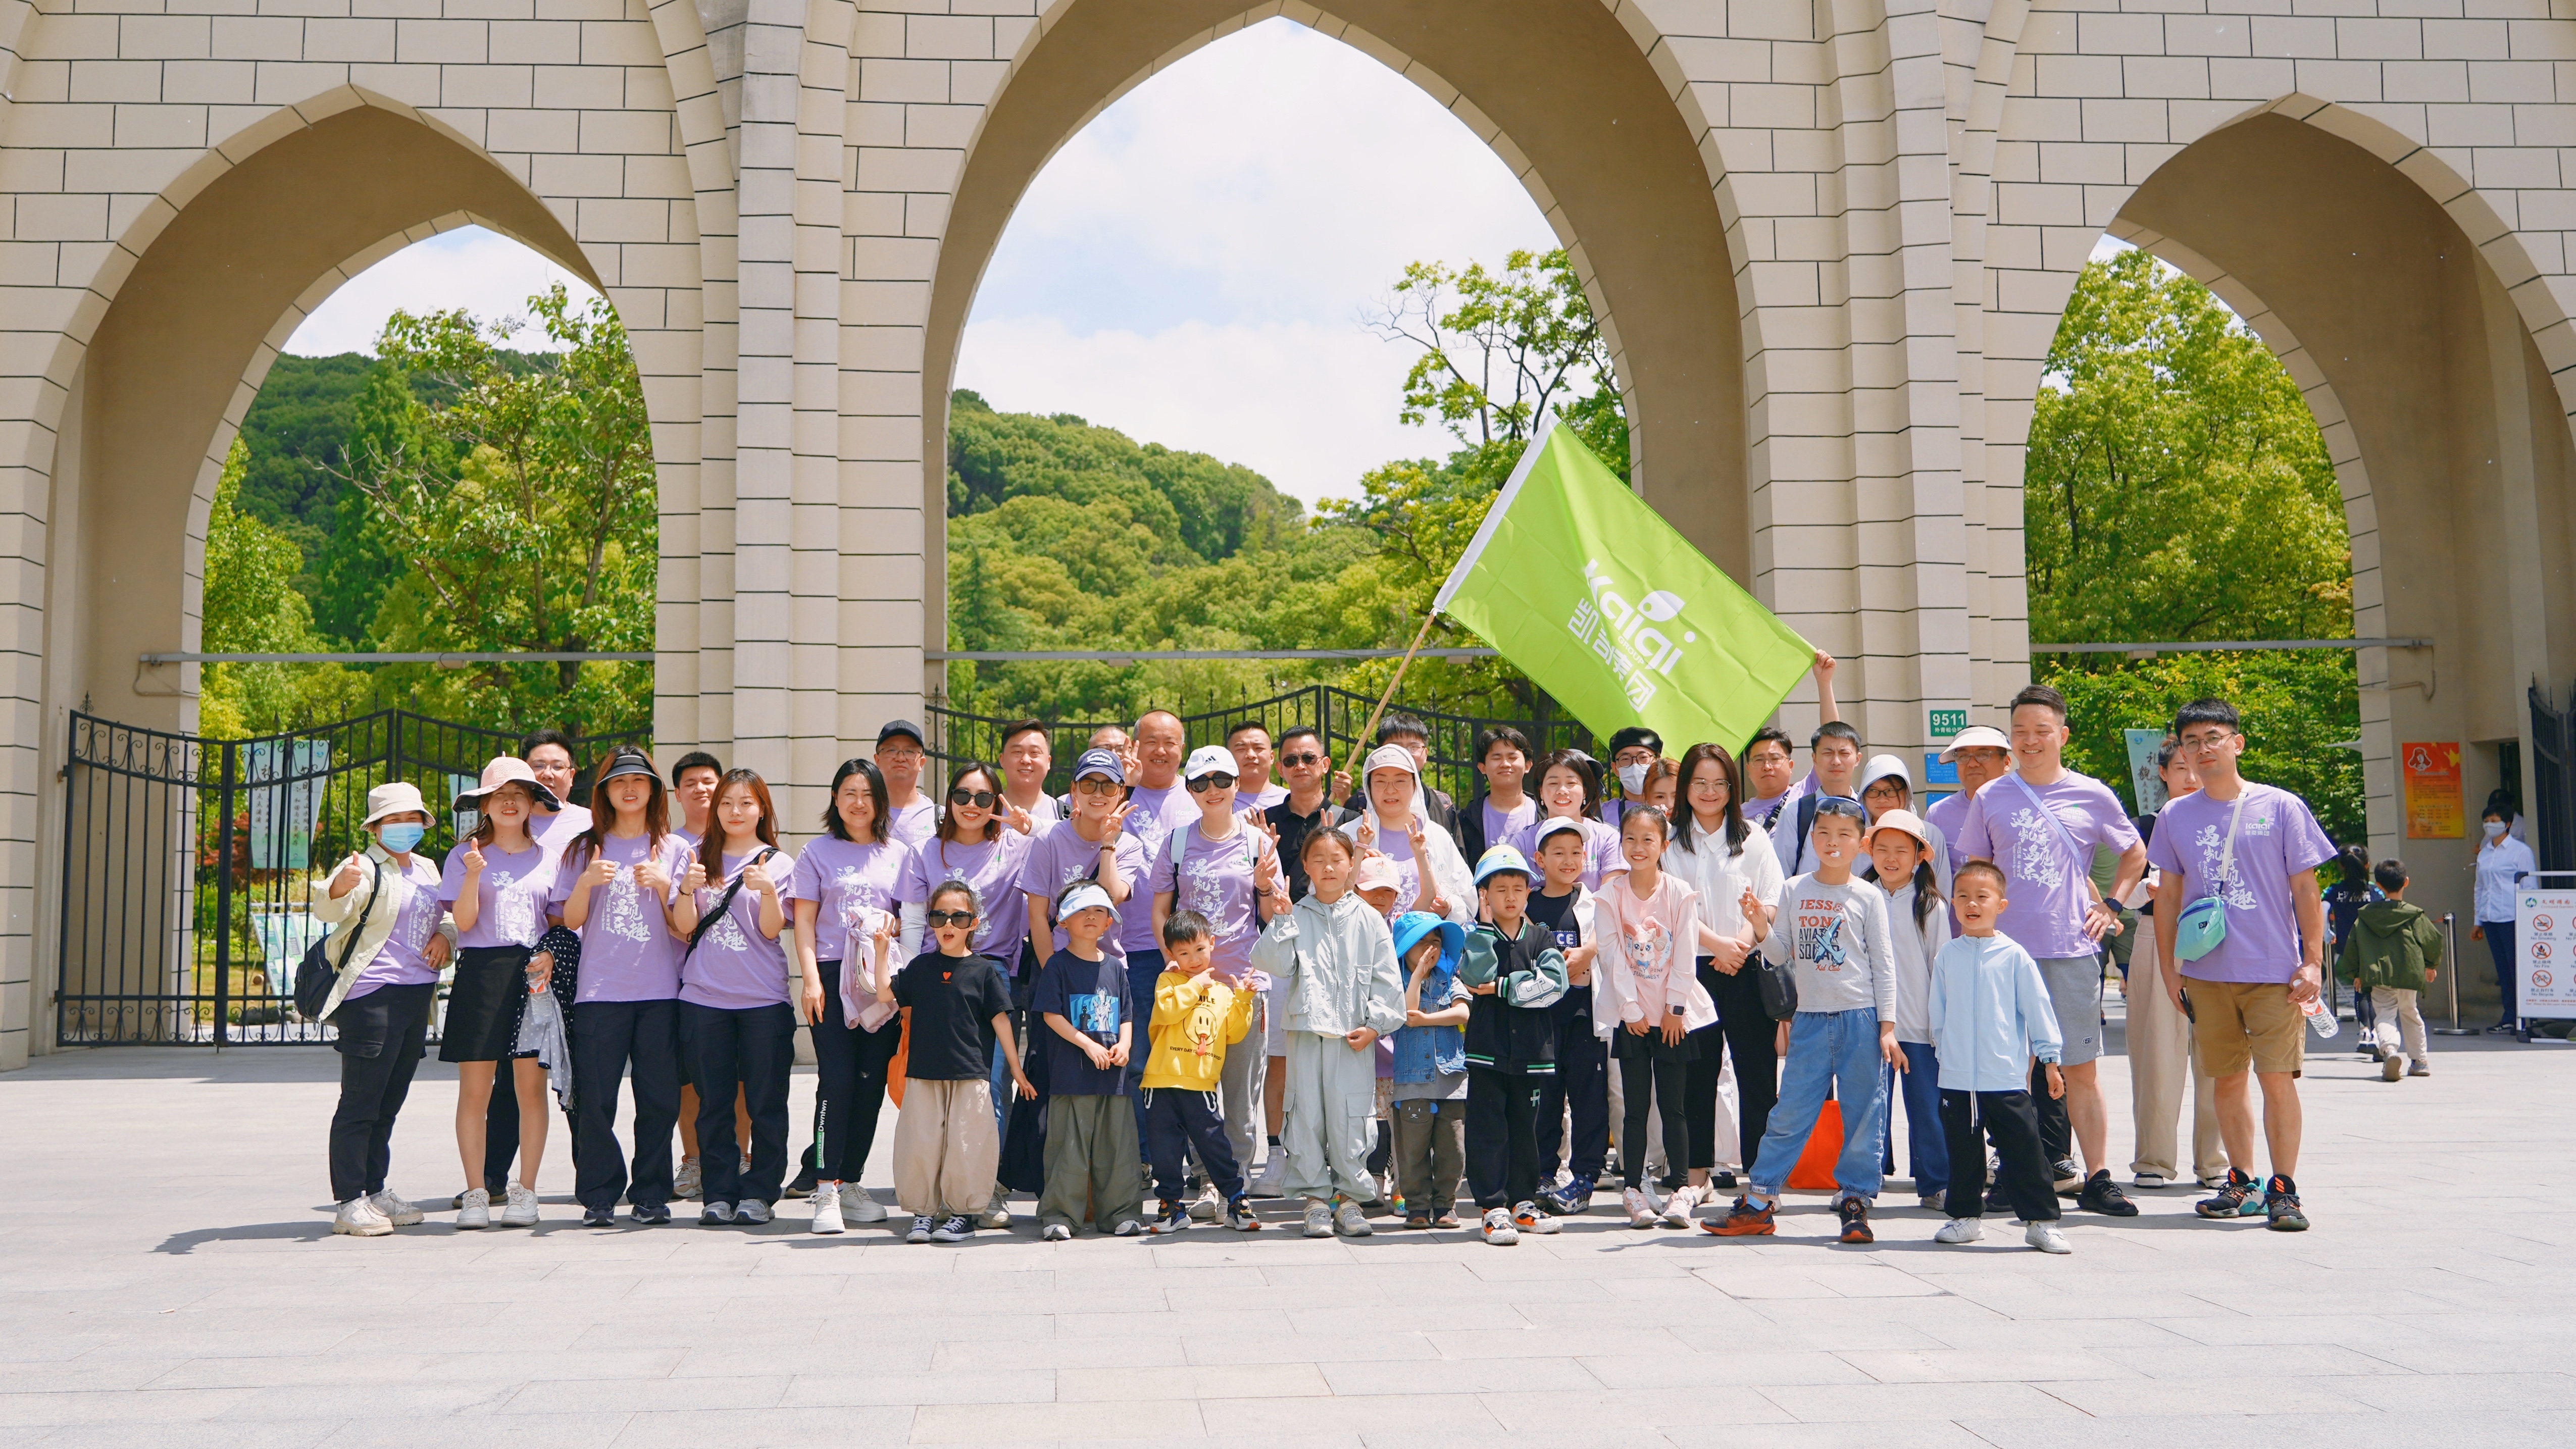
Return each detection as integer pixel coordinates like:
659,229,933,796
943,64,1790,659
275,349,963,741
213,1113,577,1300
2028,248,2362,840
229,352,373,559
195,438,373,737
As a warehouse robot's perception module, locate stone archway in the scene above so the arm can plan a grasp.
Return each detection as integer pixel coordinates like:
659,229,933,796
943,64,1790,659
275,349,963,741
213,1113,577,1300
916,1,1751,680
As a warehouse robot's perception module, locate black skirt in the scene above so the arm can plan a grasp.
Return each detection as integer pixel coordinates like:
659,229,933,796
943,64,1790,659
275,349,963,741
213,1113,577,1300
439,944,536,1062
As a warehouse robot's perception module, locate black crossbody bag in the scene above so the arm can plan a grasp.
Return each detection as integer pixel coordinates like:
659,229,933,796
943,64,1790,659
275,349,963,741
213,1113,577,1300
294,857,384,1022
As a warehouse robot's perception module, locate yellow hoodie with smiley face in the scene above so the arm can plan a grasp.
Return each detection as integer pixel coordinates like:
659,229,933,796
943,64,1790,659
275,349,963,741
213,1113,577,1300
1141,968,1257,1091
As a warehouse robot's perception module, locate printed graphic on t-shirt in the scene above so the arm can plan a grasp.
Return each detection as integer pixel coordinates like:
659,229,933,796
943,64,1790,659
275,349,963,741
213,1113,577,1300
696,884,750,954
395,889,437,957
833,866,886,932
1794,896,1848,970
489,868,543,943
602,866,652,943
1177,990,1226,1061
2005,807,2068,890
1622,918,1673,982
2191,820,2261,911
1179,854,1226,920
1070,989,1121,1046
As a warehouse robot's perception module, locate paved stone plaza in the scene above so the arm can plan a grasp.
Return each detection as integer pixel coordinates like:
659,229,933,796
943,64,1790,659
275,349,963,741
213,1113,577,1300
4,1015,2569,1447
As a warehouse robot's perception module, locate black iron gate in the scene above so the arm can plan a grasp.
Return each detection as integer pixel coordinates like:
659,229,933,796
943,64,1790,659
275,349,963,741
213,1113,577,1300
57,710,645,1047
2531,680,2574,874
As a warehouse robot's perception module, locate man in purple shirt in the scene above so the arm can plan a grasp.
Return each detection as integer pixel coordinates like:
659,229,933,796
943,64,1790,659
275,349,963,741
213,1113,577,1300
2149,697,2334,1233
1956,684,2147,1217
1227,720,1289,814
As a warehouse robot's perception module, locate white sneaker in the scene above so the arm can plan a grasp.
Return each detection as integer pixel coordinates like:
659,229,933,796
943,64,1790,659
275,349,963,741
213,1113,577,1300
673,1157,702,1201
1660,1183,1701,1228
2025,1221,2072,1255
2132,1172,2170,1189
1621,1186,1657,1227
333,1196,392,1237
1934,1217,1983,1245
1189,1184,1222,1222
978,1191,1013,1230
842,1187,887,1223
456,1187,491,1230
1247,1153,1287,1198
1333,1199,1373,1237
499,1183,539,1227
1301,1199,1334,1237
1042,1223,1072,1241
1481,1206,1520,1245
1916,1191,1946,1213
810,1183,845,1235
735,1199,773,1225
370,1190,424,1226
1512,1201,1560,1234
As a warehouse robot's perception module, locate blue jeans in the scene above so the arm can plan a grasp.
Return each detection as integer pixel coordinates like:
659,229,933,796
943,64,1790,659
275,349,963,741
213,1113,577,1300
2484,919,2518,1021
1124,949,1167,1155
1877,1040,1946,1196
1749,1007,1888,1202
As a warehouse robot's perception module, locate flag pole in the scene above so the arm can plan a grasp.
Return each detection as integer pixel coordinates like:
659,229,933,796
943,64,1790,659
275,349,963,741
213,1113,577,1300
1341,610,1440,788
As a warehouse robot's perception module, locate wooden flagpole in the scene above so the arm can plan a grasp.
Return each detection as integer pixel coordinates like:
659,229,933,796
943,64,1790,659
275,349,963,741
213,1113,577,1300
1341,610,1440,789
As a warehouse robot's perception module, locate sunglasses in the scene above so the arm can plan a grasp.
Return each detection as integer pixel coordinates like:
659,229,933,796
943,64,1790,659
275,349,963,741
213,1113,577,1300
1280,752,1324,767
948,789,997,808
925,909,979,928
1188,773,1238,793
1072,778,1122,795
1813,797,1868,820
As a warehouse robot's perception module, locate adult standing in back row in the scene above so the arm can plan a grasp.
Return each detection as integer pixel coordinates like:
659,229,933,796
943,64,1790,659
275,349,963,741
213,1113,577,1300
1955,683,2147,1218
2473,802,2536,1033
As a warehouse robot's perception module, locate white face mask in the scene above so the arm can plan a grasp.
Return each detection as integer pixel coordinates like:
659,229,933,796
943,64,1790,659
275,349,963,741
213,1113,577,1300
2484,819,2509,840
1617,762,1650,795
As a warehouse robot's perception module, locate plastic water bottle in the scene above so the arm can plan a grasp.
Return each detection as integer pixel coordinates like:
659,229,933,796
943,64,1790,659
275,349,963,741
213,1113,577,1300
2303,992,2340,1040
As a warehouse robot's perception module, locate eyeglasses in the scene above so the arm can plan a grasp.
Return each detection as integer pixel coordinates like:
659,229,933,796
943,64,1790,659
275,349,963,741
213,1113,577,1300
1813,797,1868,820
948,789,997,808
878,747,924,762
1279,753,1323,767
1188,773,1238,793
1072,779,1122,796
925,909,978,928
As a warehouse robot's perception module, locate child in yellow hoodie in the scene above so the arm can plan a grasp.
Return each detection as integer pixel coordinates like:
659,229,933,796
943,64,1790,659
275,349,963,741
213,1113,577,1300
1142,911,1263,1233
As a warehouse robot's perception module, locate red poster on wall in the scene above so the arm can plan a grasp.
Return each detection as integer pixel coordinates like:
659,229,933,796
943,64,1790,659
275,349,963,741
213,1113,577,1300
2402,742,2463,840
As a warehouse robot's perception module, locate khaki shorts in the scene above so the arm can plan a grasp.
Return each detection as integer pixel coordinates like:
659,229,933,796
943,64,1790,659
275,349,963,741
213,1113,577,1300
2184,978,2305,1078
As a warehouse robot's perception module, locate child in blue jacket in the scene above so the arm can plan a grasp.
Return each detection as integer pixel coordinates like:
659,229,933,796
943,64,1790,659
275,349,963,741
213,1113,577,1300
1929,861,2069,1254
1388,912,1468,1228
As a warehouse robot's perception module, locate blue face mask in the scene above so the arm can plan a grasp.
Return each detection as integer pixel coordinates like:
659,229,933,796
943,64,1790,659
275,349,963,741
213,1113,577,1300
378,822,427,855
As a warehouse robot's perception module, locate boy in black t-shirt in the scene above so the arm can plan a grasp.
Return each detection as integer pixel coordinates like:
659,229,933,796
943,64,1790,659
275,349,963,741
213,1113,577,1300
883,883,1032,1244
1032,883,1148,1238
1526,819,1608,1215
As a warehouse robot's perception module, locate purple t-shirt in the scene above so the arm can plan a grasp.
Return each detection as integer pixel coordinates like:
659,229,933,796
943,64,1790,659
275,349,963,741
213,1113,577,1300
786,836,917,964
902,830,1038,962
438,840,552,949
1923,789,1974,850
1509,816,1624,892
886,797,938,852
1004,790,1062,829
344,856,446,1001
1957,770,2140,959
1481,796,1538,854
2145,782,2336,985
1018,820,1149,967
1235,782,1288,814
681,847,796,1010
551,832,691,1003
1148,818,1280,984
1117,783,1204,953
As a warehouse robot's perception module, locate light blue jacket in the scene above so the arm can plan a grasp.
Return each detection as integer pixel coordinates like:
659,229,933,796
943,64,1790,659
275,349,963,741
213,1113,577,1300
1927,934,2062,1092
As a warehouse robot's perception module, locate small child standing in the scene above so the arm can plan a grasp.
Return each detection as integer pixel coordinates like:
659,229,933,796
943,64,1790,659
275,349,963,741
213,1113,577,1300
1928,860,2069,1253
1141,911,1262,1233
1255,828,1406,1238
1592,806,1714,1230
881,883,1034,1245
1526,819,1609,1218
1389,911,1470,1229
1033,883,1147,1239
1458,845,1572,1245
1866,809,1953,1212
2336,858,2441,1082
1710,796,1901,1244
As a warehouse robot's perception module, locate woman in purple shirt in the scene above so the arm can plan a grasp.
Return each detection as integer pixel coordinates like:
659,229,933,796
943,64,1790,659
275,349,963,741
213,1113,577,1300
437,756,563,1229
677,768,796,1226
788,758,921,1234
555,747,700,1228
902,762,1038,1208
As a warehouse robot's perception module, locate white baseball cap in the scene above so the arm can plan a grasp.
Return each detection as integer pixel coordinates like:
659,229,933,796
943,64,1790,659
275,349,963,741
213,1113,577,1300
1183,745,1238,783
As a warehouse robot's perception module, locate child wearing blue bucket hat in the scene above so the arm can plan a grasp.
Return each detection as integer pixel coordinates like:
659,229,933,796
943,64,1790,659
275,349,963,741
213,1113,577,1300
1388,911,1470,1228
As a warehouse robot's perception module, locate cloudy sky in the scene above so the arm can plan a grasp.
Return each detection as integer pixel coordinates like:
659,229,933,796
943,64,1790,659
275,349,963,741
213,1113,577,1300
286,17,1555,506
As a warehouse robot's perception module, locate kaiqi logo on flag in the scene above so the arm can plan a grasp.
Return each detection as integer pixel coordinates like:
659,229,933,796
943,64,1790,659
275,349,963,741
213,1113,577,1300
1433,424,1814,753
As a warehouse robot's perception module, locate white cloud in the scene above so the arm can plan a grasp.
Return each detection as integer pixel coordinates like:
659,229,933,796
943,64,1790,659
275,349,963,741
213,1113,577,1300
960,16,1558,501
283,226,597,357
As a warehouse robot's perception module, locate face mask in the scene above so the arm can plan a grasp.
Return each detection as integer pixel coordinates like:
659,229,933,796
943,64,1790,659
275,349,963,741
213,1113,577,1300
1617,763,1650,795
2484,820,2508,840
378,822,426,855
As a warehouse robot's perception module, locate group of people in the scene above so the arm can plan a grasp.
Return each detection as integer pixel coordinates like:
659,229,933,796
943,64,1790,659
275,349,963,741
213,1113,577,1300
317,655,2350,1253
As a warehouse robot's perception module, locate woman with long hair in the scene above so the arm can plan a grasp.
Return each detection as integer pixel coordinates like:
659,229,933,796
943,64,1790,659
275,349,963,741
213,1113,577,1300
438,757,563,1229
1507,750,1626,892
677,768,797,1224
1663,742,1783,1212
787,758,922,1233
553,746,699,1228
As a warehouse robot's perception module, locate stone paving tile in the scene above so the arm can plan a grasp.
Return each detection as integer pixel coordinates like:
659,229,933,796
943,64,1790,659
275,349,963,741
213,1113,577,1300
1058,1363,1328,1401
1474,1385,1791,1431
611,1407,915,1446
1959,1412,2570,1449
1756,1380,2096,1422
1579,1347,1873,1389
1833,1347,2139,1383
1178,1331,1441,1367
782,1368,1055,1407
1316,1353,1600,1396
908,1400,1205,1441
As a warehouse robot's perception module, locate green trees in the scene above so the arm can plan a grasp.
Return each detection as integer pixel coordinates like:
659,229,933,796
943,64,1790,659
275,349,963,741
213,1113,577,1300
195,440,372,737
2027,248,2363,840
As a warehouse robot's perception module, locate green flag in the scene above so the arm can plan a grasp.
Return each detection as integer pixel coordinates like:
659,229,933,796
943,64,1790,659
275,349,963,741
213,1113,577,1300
1433,424,1812,752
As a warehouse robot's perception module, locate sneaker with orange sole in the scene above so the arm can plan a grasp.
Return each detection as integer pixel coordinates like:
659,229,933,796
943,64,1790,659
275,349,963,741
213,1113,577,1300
1702,1195,1776,1236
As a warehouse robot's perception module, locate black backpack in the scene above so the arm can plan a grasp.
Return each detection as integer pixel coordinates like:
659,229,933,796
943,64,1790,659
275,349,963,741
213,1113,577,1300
295,856,383,1022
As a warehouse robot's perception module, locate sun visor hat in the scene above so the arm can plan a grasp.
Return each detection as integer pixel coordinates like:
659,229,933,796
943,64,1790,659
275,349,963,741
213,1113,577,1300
1938,725,2010,762
595,751,658,786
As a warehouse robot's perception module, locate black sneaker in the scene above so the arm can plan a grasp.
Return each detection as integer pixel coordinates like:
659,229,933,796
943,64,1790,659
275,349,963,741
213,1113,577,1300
1710,1169,1738,1189
631,1203,671,1226
1985,1182,2013,1214
2077,1169,2139,1217
581,1205,616,1228
1836,1197,1874,1245
2263,1175,2309,1232
929,1214,973,1244
784,1161,818,1200
1153,1200,1193,1235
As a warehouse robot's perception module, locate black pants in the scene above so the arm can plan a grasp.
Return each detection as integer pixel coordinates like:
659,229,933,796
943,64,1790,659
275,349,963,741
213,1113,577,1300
1617,1043,1693,1193
1143,1086,1240,1205
1465,1065,1546,1209
570,999,682,1211
803,959,905,1182
327,984,434,1203
2029,1057,2071,1166
1940,1088,2059,1222
1536,989,1608,1182
1704,960,1779,1167
679,1000,795,1206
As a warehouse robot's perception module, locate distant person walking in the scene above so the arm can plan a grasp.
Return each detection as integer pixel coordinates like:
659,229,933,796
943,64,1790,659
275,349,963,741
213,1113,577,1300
2337,858,2439,1081
2472,804,2536,1033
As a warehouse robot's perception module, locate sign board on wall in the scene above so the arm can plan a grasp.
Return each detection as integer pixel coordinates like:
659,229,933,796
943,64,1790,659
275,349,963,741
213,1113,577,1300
2516,887,2576,1019
2123,729,2168,816
2402,741,2464,839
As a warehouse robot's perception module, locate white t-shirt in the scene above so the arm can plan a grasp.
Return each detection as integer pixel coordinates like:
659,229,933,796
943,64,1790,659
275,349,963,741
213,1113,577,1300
1661,819,1784,956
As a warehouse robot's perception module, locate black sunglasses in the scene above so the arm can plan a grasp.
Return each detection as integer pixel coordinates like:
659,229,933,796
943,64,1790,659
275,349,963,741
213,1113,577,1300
1813,797,1869,820
925,909,979,928
1188,773,1238,792
948,789,997,809
1279,752,1324,767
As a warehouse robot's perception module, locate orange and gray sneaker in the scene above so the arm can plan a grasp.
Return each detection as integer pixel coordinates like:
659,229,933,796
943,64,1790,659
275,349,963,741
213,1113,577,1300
1836,1196,1874,1244
1702,1194,1777,1236
2195,1168,2265,1219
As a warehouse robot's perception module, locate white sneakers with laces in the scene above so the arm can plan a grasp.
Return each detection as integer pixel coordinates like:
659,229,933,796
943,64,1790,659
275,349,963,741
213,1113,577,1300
1621,1186,1658,1227
1659,1183,1701,1228
1301,1199,1334,1237
841,1187,888,1223
2025,1221,2072,1254
456,1187,492,1230
1246,1153,1287,1198
1934,1217,1983,1245
1481,1207,1520,1245
979,1191,1013,1230
810,1182,845,1235
1332,1199,1373,1237
333,1196,393,1237
499,1183,538,1228
371,1190,424,1226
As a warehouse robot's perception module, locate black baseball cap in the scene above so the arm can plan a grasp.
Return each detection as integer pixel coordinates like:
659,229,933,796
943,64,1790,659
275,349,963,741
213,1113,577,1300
876,719,925,749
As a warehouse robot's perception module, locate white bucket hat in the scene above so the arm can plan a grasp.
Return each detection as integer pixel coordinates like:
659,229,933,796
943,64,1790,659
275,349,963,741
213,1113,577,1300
360,781,431,827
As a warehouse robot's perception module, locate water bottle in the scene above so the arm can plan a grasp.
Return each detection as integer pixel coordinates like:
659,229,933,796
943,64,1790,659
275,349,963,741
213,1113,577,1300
2303,992,2340,1040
